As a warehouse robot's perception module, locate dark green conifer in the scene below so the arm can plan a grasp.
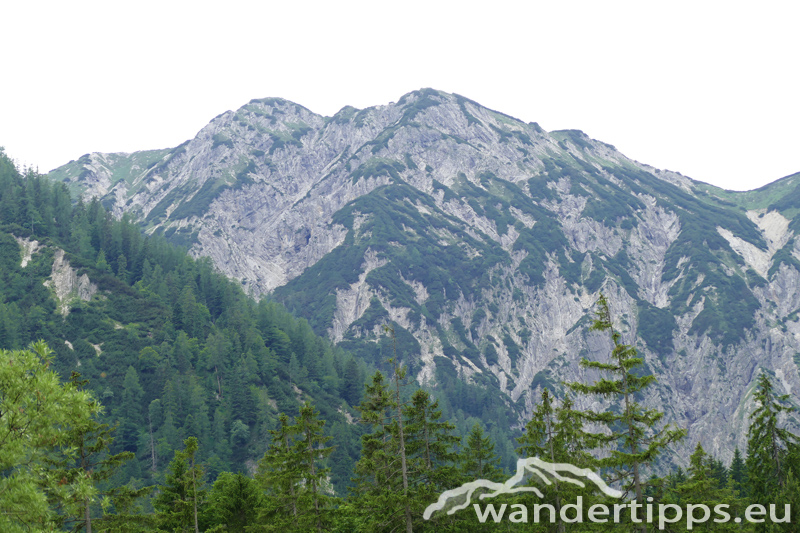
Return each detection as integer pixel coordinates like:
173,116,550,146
567,294,685,533
745,372,799,531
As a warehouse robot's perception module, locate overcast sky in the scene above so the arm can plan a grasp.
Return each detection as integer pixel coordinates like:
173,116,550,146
2,1,798,191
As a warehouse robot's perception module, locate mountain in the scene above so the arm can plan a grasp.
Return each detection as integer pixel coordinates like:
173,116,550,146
50,88,800,465
0,151,369,492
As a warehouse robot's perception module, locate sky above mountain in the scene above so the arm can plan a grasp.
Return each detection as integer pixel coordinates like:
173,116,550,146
2,0,798,191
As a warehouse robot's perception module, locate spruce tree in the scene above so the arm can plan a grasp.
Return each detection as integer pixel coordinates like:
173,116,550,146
118,366,145,453
254,413,301,530
745,371,799,531
386,325,413,533
517,390,596,533
351,370,399,531
203,472,263,532
460,422,502,482
153,437,205,533
404,388,463,531
293,402,335,533
672,443,742,532
567,294,685,533
728,447,746,496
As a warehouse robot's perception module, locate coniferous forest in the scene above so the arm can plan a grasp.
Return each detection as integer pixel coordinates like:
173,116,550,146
2,147,800,531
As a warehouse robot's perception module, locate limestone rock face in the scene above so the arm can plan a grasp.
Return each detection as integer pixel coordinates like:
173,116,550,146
50,89,800,467
43,249,98,316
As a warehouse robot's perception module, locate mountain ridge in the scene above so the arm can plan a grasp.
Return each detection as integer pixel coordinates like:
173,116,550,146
49,88,800,466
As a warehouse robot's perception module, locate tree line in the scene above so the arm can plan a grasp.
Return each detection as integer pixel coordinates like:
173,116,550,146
3,295,798,531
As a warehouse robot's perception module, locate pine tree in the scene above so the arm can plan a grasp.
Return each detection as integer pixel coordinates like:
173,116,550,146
44,373,150,533
0,342,99,531
255,404,335,533
341,357,362,406
387,326,413,533
567,294,685,533
352,346,465,531
518,390,595,533
404,388,463,532
117,253,128,282
118,366,145,453
96,249,112,272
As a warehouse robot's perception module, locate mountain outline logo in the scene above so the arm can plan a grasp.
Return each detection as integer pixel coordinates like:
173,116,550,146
423,457,624,520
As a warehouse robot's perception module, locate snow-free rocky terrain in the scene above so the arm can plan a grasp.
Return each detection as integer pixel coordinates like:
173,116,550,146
51,88,800,466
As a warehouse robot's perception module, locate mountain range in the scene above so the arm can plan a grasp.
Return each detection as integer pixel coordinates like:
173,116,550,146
50,88,800,465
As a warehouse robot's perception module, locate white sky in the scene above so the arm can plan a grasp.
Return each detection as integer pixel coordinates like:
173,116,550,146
2,1,798,191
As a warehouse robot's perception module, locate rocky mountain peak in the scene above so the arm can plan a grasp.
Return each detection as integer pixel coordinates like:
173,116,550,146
49,89,800,466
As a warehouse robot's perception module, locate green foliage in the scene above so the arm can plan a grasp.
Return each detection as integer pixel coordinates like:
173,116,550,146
517,390,599,531
661,443,745,532
329,105,358,125
555,129,593,151
166,158,256,224
582,175,645,226
277,182,506,332
637,302,677,357
267,131,302,155
768,242,800,277
349,157,405,182
203,472,263,531
254,403,335,532
460,422,502,481
351,362,464,532
513,214,570,285
153,437,205,532
746,371,800,531
0,153,364,504
211,133,234,150
453,93,481,126
580,164,767,346
568,294,686,505
687,273,760,347
0,342,101,531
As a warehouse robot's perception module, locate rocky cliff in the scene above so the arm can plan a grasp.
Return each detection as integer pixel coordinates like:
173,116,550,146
50,89,800,466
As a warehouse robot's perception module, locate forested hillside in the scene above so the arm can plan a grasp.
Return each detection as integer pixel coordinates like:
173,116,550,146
0,148,372,491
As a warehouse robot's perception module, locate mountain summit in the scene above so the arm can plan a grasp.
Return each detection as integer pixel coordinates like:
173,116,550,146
51,88,800,464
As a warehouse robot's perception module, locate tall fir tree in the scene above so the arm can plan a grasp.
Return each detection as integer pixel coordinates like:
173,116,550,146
745,371,799,532
293,402,335,533
203,472,263,533
153,437,204,533
460,422,502,482
254,413,301,531
728,447,747,496
350,370,399,532
567,294,685,533
382,324,413,533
